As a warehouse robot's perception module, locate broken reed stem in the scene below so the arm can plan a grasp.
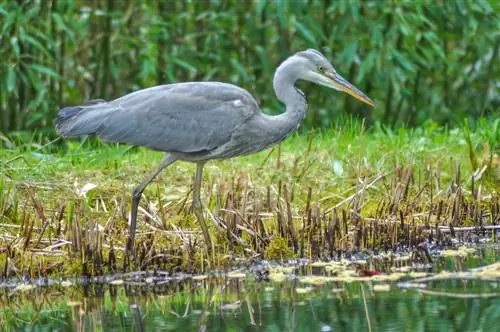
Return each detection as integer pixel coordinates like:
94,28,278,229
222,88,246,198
323,173,387,215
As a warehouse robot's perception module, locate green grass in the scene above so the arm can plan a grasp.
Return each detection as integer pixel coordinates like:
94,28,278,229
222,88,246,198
0,118,499,277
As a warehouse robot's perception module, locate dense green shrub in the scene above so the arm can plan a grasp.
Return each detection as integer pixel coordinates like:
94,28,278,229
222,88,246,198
0,0,498,134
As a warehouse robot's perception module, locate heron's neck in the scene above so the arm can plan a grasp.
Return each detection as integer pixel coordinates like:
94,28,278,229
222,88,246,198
270,63,307,139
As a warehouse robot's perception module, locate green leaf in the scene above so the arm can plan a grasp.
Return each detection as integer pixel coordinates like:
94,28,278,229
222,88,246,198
7,66,16,92
51,13,75,43
349,0,360,23
357,51,376,82
10,37,20,58
293,20,317,46
392,50,416,73
230,58,250,81
1,10,17,36
274,1,288,28
23,35,51,58
255,0,268,17
341,41,358,68
203,67,219,81
166,61,176,82
29,64,61,79
173,58,197,73
255,46,272,74
430,42,445,60
27,88,47,110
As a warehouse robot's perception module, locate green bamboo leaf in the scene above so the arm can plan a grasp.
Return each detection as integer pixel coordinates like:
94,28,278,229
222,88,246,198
51,13,76,42
30,64,60,79
23,35,51,58
166,62,176,82
392,50,416,73
357,51,376,82
10,37,20,58
18,67,29,86
395,10,410,36
418,45,433,63
411,51,428,68
371,26,383,46
293,20,317,46
255,0,268,17
27,66,43,89
1,9,16,35
27,87,46,110
349,0,360,23
430,42,445,60
26,112,45,127
31,27,54,45
255,46,272,74
274,1,288,28
140,58,155,81
338,0,347,14
7,66,16,92
25,4,39,20
173,58,197,73
341,41,357,68
18,25,26,42
230,58,250,81
203,67,219,81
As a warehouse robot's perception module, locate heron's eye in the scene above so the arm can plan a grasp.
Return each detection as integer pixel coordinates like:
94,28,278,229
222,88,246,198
318,66,325,72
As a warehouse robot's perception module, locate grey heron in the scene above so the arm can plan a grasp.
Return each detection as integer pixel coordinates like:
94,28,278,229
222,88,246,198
55,49,375,253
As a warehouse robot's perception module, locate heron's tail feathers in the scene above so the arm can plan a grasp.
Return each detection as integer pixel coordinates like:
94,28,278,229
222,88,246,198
55,99,116,137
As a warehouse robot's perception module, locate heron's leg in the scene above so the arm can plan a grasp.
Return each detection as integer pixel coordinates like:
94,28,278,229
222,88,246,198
193,162,212,251
128,154,177,253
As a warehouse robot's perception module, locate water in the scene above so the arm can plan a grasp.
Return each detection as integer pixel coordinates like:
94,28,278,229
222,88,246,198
0,246,498,331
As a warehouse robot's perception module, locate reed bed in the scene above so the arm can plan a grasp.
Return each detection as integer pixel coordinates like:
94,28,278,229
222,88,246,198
0,120,498,277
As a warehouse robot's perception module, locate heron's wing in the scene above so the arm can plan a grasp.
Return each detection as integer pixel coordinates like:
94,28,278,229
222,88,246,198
57,82,260,154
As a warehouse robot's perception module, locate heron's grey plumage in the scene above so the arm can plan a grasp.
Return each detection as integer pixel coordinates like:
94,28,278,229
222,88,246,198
55,49,375,252
57,83,260,157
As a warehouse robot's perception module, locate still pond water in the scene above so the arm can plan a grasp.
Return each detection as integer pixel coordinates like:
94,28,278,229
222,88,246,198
0,245,498,331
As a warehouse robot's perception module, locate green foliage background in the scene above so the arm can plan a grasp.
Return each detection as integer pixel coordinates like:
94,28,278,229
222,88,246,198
0,0,498,135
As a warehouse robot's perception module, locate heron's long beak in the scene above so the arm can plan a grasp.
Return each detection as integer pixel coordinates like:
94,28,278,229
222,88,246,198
317,71,375,107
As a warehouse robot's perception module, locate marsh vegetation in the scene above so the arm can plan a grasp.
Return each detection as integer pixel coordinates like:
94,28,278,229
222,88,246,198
1,119,498,277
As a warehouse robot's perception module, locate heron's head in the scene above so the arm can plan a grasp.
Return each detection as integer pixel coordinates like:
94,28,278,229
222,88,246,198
292,49,375,107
